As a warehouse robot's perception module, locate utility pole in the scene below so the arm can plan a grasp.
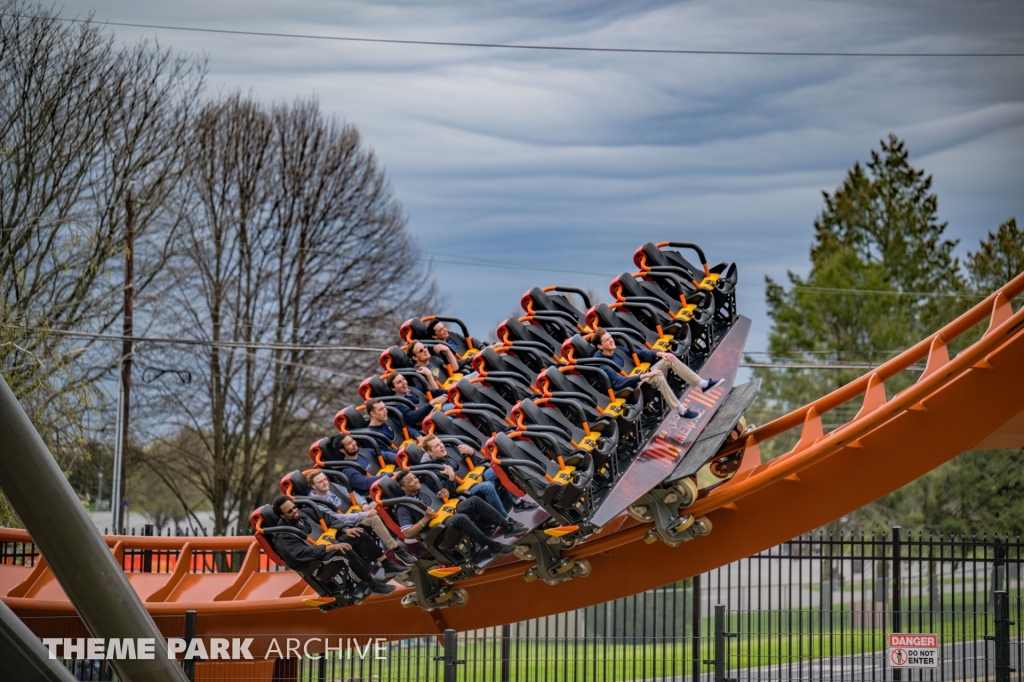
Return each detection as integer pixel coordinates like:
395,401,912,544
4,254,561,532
111,191,134,533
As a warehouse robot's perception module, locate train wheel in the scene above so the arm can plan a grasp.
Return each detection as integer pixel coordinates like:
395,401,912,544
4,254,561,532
673,477,698,508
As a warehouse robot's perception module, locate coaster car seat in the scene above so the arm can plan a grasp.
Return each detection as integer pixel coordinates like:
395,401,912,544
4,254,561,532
585,302,688,356
309,435,400,477
495,316,565,361
448,378,517,422
484,432,593,527
334,405,417,451
279,469,363,514
562,332,654,380
358,375,428,407
422,410,491,450
249,504,371,610
536,364,643,428
633,241,737,321
471,346,542,390
477,342,558,380
521,286,593,332
512,397,618,467
610,272,715,354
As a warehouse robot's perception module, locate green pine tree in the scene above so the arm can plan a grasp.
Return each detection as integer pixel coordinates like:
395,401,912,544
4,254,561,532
749,136,1024,535
750,134,968,458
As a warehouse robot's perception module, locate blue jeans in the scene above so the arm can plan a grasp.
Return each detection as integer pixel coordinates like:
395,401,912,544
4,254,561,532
483,468,516,513
469,480,508,516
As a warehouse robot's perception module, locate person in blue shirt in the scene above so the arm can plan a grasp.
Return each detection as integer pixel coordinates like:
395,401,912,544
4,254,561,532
427,320,485,369
591,327,723,419
386,370,447,428
365,398,420,445
419,434,523,515
335,434,398,495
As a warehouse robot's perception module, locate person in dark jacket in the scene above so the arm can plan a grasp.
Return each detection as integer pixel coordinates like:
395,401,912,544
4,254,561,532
386,370,446,428
270,496,395,595
393,472,525,555
591,327,723,419
335,434,397,495
427,320,485,368
365,398,420,444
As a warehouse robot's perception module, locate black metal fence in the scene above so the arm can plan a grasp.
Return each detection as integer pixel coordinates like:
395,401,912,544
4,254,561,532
8,526,1021,681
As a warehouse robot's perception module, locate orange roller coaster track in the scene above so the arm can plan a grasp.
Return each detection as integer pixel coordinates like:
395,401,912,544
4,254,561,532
3,272,1024,640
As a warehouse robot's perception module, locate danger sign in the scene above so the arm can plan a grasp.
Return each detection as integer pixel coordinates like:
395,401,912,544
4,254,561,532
888,633,938,668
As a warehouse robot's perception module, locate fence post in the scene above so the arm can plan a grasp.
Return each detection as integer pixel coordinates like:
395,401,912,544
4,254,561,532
436,628,463,682
994,590,1012,682
892,526,902,682
500,623,511,682
713,604,724,682
183,610,196,682
692,574,701,682
143,524,154,573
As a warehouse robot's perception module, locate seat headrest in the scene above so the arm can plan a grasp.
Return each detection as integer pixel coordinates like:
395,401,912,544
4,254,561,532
564,334,594,363
335,406,366,432
611,272,648,301
497,316,530,344
521,286,553,315
250,504,280,533
400,317,430,343
492,432,521,458
359,375,391,400
634,242,670,270
518,399,545,421
376,476,403,499
473,346,506,373
400,443,426,465
380,345,414,372
451,378,483,405
280,470,311,497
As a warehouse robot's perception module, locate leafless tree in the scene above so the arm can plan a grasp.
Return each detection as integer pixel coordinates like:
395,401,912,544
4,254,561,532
0,2,205,478
140,94,438,533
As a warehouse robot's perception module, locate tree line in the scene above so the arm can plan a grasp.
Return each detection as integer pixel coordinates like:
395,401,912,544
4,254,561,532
0,2,438,532
752,134,1023,535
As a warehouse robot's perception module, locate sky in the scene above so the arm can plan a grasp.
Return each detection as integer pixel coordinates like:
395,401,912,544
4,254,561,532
56,0,1024,356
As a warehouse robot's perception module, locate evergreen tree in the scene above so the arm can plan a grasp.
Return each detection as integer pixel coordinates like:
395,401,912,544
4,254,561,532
750,135,967,455
967,218,1024,300
751,136,1024,534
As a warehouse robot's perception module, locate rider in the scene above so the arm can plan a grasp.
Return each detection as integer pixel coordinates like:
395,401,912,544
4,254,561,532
365,398,420,442
306,470,416,565
406,340,461,385
333,434,397,496
427,319,484,367
591,327,723,419
393,471,526,556
419,434,536,514
385,370,447,428
270,496,396,595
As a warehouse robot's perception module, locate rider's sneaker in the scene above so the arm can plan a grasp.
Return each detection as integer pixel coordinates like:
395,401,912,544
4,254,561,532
702,378,724,392
677,406,700,419
487,542,517,556
369,580,396,595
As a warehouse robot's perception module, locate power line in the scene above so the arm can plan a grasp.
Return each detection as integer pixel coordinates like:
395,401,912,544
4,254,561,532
425,252,982,299
11,326,384,354
14,14,1024,58
15,326,922,372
